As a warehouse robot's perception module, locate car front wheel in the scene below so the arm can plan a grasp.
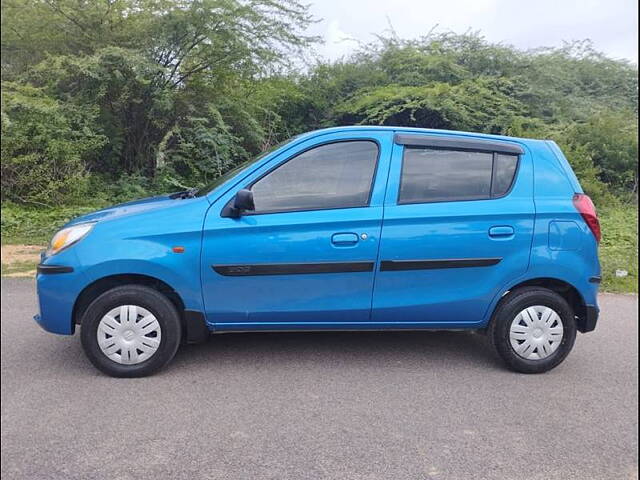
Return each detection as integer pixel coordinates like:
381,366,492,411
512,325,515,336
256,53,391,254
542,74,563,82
80,285,182,377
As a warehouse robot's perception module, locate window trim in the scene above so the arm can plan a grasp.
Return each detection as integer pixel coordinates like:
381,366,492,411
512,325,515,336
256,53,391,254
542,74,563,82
234,138,382,216
396,146,521,206
394,133,524,155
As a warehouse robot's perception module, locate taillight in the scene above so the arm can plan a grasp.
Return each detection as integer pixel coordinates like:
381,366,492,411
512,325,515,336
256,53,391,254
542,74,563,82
573,193,601,242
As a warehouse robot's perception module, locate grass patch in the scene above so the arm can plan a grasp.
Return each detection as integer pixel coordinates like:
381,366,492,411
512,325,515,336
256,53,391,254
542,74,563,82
599,206,638,293
1,260,38,277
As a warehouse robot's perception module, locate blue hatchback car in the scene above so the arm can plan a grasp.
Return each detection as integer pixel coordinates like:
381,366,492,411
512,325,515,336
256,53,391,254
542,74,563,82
35,126,601,377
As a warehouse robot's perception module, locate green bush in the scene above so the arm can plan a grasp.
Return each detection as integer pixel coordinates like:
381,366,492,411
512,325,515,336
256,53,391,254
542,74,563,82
334,78,529,134
0,83,105,206
156,109,250,191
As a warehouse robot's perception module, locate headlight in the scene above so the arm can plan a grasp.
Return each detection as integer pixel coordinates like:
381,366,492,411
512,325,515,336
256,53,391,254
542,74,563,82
47,223,95,256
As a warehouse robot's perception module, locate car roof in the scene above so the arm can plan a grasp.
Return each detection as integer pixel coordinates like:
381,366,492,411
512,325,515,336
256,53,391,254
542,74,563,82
296,125,547,148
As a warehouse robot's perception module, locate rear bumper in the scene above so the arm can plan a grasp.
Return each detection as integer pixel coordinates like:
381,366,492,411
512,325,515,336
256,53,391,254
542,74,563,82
578,305,599,333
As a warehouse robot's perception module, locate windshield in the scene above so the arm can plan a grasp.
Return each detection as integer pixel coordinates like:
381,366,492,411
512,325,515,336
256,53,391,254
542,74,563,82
195,137,298,197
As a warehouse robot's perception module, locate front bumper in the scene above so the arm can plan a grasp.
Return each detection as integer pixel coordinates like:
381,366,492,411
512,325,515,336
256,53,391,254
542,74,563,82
34,263,86,335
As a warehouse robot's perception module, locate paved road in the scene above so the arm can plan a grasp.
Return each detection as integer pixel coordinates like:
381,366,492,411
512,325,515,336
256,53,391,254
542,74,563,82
1,278,637,480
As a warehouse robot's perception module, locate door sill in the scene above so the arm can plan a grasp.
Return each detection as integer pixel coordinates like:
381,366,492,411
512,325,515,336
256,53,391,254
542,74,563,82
211,320,485,332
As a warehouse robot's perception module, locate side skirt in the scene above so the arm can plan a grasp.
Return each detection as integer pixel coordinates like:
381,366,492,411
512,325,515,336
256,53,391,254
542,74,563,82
211,321,486,332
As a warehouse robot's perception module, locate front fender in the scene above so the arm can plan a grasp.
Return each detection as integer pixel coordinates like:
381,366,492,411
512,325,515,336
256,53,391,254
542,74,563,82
71,198,209,313
81,258,204,312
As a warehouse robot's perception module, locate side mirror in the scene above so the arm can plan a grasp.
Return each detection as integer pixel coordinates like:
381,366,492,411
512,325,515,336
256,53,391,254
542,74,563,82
234,189,255,211
221,189,255,218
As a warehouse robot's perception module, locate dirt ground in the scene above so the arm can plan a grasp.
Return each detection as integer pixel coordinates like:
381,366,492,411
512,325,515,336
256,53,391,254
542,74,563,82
0,245,43,277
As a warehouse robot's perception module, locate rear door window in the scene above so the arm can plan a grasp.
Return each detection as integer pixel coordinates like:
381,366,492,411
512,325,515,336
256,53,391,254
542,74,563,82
399,148,518,204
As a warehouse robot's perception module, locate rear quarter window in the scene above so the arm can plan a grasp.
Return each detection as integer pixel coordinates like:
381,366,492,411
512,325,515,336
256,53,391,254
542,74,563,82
492,153,518,196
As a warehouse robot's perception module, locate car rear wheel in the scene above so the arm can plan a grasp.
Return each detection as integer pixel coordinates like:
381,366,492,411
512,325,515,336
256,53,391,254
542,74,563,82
490,287,577,373
80,285,182,377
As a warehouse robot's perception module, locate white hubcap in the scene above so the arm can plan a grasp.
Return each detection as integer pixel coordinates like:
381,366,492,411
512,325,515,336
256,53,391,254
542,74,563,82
509,305,564,360
97,305,161,365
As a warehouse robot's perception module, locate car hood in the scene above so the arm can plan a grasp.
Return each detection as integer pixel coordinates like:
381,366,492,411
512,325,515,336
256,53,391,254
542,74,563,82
65,194,182,226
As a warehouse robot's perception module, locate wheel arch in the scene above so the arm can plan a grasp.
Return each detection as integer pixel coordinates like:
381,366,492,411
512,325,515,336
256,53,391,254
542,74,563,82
73,274,184,324
72,274,209,343
497,277,589,332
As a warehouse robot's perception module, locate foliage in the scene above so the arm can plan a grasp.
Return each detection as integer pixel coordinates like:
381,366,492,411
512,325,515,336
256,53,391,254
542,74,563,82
560,112,638,194
599,205,638,293
1,0,317,78
2,9,637,204
1,82,105,205
22,48,172,176
157,111,247,189
2,0,316,195
334,78,528,133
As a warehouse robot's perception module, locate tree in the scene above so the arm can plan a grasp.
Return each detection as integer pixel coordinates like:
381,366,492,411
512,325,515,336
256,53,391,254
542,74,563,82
3,0,317,180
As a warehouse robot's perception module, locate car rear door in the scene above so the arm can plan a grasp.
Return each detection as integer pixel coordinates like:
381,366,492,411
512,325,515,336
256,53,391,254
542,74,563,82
372,133,535,326
201,130,394,329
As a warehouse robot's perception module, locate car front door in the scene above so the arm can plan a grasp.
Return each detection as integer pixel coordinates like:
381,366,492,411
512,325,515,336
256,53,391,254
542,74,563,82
201,131,393,329
372,133,535,326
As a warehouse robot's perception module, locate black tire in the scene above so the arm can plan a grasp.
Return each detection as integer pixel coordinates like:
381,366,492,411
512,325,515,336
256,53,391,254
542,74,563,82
489,287,577,374
80,285,182,377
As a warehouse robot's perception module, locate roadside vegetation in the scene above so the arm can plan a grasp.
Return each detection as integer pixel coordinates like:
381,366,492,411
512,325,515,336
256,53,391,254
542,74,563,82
1,0,637,291
598,206,638,292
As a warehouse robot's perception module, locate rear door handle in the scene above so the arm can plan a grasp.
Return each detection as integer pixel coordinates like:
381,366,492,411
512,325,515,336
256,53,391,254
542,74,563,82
331,233,359,246
489,226,515,238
